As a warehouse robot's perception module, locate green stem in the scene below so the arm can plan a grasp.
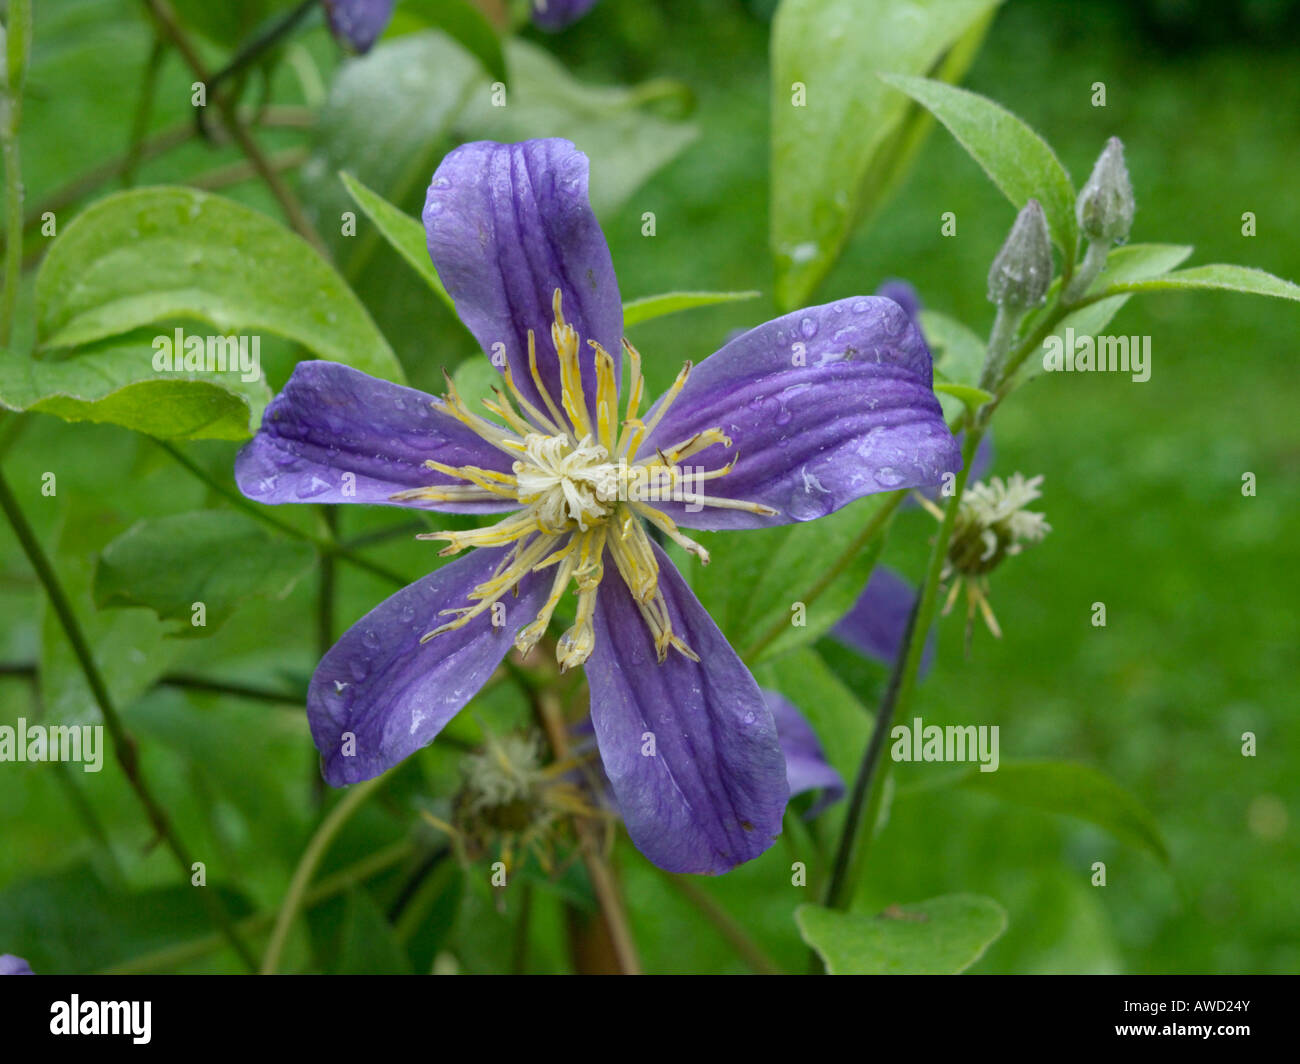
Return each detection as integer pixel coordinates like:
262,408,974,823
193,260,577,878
657,871,783,975
102,840,415,974
0,0,30,346
153,438,411,588
261,773,388,974
1062,238,1110,304
122,34,166,188
202,0,318,107
0,464,258,970
139,0,328,256
821,426,984,914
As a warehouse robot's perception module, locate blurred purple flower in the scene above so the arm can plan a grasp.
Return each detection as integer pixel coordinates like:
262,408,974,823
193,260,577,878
0,955,33,975
831,564,934,678
236,137,958,874
762,691,844,816
322,0,394,53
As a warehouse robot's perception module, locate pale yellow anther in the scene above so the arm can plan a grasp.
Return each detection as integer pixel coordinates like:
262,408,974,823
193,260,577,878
418,296,782,668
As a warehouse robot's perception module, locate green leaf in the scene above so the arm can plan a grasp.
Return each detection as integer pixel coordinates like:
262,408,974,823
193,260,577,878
457,40,699,217
340,171,455,312
682,492,894,664
908,760,1170,863
39,497,182,725
797,894,1007,974
771,0,1001,309
333,890,414,974
1018,243,1193,382
1104,263,1300,303
93,510,316,637
0,864,255,975
919,309,988,422
35,187,405,383
933,378,993,414
0,335,269,440
622,290,761,329
388,0,507,83
918,308,986,386
880,73,1078,260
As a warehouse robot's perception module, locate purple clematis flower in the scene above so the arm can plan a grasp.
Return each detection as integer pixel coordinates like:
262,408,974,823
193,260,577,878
236,137,959,874
322,0,394,53
0,954,33,975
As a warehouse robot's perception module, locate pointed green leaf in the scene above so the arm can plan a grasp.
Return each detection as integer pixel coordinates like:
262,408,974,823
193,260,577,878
622,290,761,328
880,73,1078,259
771,0,1001,309
1018,243,1194,382
933,378,993,414
35,187,405,383
340,171,454,312
1104,263,1300,302
918,308,986,386
797,894,1007,974
93,510,316,637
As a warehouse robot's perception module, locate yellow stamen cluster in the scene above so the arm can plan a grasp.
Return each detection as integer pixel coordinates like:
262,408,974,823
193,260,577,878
393,290,775,671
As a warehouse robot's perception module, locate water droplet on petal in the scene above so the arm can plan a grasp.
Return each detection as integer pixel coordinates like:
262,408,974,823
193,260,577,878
295,475,331,499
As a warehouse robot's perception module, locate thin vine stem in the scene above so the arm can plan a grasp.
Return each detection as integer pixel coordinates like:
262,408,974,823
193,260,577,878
153,438,411,589
103,840,416,974
261,773,388,974
0,464,258,970
139,0,327,255
821,425,984,915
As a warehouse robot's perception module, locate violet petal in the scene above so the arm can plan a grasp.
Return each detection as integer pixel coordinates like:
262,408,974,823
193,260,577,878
423,139,622,424
0,954,32,975
640,296,961,530
309,547,548,785
235,360,519,513
585,544,789,874
530,0,599,31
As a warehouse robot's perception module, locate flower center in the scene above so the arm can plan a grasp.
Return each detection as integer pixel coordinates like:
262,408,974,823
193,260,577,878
389,289,776,671
513,432,619,532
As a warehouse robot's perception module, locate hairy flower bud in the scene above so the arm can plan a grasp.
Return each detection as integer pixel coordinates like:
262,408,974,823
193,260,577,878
1077,136,1135,244
987,199,1052,308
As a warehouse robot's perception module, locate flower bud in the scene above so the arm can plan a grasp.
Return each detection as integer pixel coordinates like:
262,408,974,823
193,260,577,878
987,199,1052,308
1076,136,1135,244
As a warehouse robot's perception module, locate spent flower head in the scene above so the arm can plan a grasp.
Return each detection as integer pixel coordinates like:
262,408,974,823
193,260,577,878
918,473,1050,644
